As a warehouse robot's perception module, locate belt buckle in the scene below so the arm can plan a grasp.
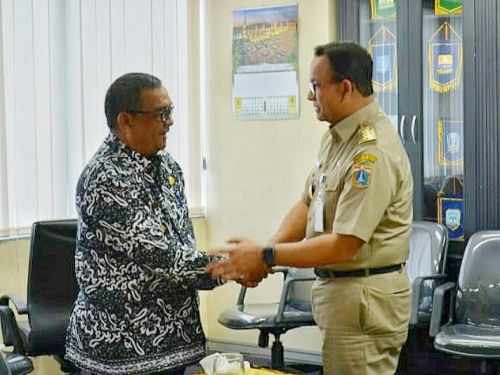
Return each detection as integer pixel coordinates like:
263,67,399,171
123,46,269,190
321,269,334,278
317,268,336,279
364,268,370,277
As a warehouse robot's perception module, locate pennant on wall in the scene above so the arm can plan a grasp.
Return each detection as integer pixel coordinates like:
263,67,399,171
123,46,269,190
438,119,464,166
437,176,464,240
438,197,464,240
428,22,463,93
368,26,397,92
369,0,397,19
435,0,463,15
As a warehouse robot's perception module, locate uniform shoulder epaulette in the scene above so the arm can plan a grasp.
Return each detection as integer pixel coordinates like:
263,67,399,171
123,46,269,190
358,123,377,144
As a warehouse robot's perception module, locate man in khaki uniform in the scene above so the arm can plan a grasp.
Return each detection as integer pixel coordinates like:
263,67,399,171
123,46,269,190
208,41,413,375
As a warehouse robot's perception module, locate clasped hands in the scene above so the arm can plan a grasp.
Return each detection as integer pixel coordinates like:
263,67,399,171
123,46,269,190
206,237,272,287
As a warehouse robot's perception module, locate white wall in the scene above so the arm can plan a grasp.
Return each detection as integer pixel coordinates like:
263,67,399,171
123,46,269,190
202,0,336,354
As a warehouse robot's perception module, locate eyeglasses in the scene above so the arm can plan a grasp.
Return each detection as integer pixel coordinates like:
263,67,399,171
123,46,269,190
128,105,174,123
309,80,335,96
310,78,348,96
309,81,317,96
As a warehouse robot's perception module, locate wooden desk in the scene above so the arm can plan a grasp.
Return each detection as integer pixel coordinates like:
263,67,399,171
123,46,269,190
195,367,298,375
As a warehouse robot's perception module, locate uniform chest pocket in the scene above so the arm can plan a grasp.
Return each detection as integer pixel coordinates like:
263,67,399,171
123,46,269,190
322,171,343,193
322,188,340,232
321,173,343,231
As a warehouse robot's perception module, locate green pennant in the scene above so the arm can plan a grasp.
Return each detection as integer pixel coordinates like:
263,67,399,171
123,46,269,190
370,0,397,19
435,0,463,14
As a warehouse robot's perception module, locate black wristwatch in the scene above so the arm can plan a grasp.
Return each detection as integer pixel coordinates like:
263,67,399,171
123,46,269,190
262,245,276,267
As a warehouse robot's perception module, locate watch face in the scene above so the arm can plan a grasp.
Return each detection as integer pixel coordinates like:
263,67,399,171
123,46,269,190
263,246,275,267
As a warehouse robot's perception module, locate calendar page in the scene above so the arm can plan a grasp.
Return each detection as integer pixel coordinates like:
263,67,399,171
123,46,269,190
232,5,299,120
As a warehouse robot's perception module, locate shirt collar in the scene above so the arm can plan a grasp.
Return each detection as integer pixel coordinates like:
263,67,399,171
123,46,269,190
330,99,379,142
104,133,163,172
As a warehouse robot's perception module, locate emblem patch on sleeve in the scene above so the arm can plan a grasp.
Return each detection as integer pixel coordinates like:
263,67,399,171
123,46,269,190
354,153,377,164
351,165,373,188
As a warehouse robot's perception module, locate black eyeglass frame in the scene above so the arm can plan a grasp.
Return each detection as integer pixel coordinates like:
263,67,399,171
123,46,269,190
309,72,353,96
127,105,174,123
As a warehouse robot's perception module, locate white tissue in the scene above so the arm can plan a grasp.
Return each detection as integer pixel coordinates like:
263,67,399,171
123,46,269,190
199,352,248,375
214,356,240,374
199,353,219,375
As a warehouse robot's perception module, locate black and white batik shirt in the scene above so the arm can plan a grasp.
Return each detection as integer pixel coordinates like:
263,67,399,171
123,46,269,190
65,133,224,375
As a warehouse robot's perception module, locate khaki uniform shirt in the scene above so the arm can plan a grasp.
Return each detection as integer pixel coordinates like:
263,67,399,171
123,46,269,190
302,100,413,271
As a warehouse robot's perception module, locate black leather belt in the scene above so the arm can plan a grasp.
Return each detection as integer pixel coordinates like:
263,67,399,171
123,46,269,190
314,263,405,279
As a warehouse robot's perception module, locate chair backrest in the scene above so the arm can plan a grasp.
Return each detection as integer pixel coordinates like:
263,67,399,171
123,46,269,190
455,231,500,327
26,219,78,355
285,267,315,312
407,221,448,283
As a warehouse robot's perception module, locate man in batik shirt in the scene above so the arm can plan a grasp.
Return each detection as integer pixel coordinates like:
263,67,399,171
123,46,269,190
65,73,223,375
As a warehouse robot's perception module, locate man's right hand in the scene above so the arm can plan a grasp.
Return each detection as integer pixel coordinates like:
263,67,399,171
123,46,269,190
206,238,272,286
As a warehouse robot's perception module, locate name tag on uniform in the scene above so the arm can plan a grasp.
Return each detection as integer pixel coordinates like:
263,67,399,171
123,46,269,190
314,173,326,233
314,200,324,233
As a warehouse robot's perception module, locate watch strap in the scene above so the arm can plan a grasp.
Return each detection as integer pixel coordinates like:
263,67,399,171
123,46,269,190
262,244,276,267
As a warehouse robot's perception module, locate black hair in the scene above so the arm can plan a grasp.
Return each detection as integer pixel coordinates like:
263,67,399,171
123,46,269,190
104,72,162,133
314,41,374,96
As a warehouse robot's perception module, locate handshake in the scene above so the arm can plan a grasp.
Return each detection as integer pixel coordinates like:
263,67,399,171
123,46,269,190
206,238,274,287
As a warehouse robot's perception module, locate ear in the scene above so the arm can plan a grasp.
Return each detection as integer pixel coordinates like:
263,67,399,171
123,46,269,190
117,112,132,135
340,79,354,100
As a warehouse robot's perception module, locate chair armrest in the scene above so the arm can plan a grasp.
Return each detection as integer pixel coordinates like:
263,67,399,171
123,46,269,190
410,274,447,325
429,281,456,337
5,353,33,375
275,274,316,323
0,294,28,315
236,286,247,305
272,267,289,276
0,306,26,354
0,295,28,354
236,267,289,305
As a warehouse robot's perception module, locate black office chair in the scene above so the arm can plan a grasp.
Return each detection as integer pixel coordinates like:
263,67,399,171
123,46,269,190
407,221,449,327
217,267,317,370
0,220,78,373
397,221,448,374
430,230,500,374
0,346,32,375
0,350,12,375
